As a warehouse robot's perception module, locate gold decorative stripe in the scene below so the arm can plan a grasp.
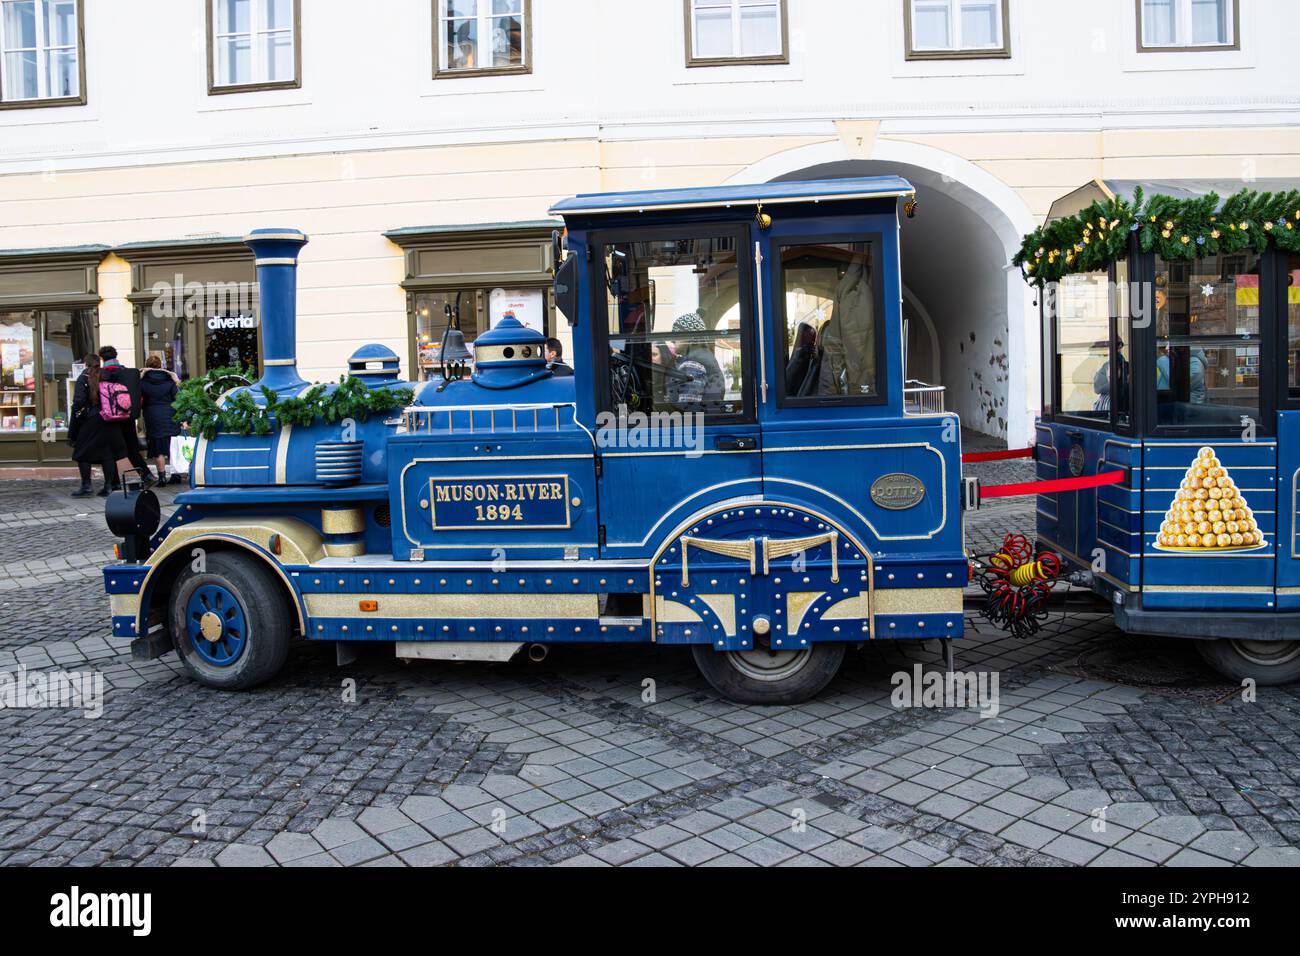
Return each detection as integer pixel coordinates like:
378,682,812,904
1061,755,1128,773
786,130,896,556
698,594,736,636
681,536,757,584
654,596,703,624
274,425,292,484
764,532,838,582
253,257,299,266
110,594,141,616
263,359,296,367
323,541,367,558
321,508,365,535
872,587,963,615
306,593,598,619
244,231,305,242
786,591,822,635
1142,585,1274,594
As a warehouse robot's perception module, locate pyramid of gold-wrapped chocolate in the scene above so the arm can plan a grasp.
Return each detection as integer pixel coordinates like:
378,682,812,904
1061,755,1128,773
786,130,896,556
1156,446,1262,551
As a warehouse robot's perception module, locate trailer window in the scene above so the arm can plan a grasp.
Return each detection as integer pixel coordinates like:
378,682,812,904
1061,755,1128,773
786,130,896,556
777,240,880,403
1285,256,1300,401
1154,252,1260,431
1053,271,1112,422
602,234,745,418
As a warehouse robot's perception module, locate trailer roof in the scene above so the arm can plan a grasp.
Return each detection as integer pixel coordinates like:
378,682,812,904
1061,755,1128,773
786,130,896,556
549,175,915,217
1045,178,1300,225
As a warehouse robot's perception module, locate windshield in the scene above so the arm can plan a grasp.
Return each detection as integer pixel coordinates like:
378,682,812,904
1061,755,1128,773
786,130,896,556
602,234,746,418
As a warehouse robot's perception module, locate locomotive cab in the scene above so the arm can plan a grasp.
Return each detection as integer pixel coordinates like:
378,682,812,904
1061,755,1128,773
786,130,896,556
1035,177,1300,685
104,176,969,705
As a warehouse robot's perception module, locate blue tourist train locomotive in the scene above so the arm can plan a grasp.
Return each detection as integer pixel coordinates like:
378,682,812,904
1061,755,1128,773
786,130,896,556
102,178,971,704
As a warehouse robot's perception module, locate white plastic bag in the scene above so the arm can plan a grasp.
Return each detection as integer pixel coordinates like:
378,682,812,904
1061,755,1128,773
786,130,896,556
170,435,196,475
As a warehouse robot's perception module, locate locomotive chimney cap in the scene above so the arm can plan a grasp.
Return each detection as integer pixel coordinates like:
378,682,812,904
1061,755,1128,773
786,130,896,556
243,227,307,243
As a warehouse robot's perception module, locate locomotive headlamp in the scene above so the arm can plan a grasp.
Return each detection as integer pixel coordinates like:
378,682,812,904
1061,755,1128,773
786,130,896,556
904,198,918,219
755,204,772,230
105,488,161,562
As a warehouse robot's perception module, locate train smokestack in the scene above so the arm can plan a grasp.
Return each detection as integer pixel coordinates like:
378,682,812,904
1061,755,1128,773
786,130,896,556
244,227,309,392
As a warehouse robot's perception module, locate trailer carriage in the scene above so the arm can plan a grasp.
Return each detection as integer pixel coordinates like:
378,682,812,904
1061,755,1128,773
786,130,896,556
1029,178,1300,684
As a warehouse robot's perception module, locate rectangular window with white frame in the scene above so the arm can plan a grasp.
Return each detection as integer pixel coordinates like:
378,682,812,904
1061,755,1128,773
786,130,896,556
208,0,301,94
0,0,84,108
905,0,1009,59
686,0,788,67
1138,0,1238,51
435,0,531,78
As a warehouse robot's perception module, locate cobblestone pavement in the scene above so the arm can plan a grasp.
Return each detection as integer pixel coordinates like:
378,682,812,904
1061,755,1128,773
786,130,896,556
0,467,1297,869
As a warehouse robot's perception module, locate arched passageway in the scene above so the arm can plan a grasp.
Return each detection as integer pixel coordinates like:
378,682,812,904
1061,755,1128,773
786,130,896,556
727,144,1038,443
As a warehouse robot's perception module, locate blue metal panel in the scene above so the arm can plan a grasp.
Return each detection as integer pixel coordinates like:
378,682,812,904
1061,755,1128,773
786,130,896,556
1275,410,1300,610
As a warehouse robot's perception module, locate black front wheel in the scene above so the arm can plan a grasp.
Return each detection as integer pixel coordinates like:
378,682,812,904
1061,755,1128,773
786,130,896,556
169,550,292,690
1196,638,1300,686
691,640,845,705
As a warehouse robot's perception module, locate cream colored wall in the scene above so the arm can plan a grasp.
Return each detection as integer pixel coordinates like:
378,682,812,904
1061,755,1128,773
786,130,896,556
4,135,821,382
3,126,1296,384
889,126,1300,219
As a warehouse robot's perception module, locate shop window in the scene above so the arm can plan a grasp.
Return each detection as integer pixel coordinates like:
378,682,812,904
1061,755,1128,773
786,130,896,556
118,240,259,381
389,223,557,382
0,312,36,432
42,308,94,431
1053,271,1112,422
601,233,745,418
1138,0,1237,51
777,240,882,404
435,0,530,78
686,0,787,66
905,0,1009,59
208,0,301,93
0,0,84,108
1154,252,1261,431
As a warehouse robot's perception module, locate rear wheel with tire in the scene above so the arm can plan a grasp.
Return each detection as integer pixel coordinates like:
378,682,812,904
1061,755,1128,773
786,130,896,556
1196,638,1300,686
691,639,845,705
169,550,292,690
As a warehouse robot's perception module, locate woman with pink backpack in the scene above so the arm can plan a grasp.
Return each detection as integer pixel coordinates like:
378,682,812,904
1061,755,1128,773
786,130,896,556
67,354,135,498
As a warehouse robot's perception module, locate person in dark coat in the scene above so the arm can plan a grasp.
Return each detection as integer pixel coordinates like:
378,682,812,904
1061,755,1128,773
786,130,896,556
139,355,183,485
98,345,155,484
544,338,574,377
68,354,132,498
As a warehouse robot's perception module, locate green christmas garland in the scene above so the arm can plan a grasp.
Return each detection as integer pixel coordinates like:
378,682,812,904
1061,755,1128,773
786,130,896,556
1014,186,1300,286
173,365,414,440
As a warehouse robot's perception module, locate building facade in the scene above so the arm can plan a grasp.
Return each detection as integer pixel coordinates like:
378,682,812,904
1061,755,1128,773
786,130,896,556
0,0,1295,463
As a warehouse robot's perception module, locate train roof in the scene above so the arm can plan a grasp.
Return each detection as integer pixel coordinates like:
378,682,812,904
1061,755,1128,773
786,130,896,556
1046,177,1300,225
549,175,916,217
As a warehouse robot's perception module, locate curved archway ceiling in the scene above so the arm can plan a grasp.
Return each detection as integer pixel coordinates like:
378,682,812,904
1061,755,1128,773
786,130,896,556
774,160,1012,437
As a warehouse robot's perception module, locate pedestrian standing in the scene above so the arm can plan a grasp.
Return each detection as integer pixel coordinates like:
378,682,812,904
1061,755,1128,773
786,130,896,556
139,355,182,484
67,354,133,498
98,345,156,486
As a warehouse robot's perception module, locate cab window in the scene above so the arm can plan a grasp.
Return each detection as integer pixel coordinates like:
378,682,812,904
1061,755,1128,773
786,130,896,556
777,240,881,404
602,233,746,418
1154,252,1260,431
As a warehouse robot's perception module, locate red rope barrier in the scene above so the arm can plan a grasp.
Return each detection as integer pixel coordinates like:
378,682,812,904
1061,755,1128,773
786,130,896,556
961,447,1035,463
980,469,1125,500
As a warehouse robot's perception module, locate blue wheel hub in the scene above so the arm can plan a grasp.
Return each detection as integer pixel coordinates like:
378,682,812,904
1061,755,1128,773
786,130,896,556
187,583,248,667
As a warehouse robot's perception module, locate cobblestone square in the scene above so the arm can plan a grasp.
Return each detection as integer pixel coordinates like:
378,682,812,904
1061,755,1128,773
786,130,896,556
1,468,1298,868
